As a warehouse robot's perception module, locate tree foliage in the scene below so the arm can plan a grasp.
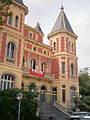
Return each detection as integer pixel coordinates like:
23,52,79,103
79,72,90,96
78,71,90,111
0,88,41,120
0,0,12,25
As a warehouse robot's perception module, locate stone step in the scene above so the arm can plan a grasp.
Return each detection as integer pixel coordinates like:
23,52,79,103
39,103,69,120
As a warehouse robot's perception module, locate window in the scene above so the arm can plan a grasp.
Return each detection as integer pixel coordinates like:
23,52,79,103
15,16,18,28
1,74,15,90
69,42,70,50
53,42,56,51
71,64,74,76
29,33,32,38
8,15,12,25
31,59,36,70
62,89,65,102
62,62,65,74
62,85,66,88
22,56,25,67
6,42,15,59
70,87,76,106
44,51,46,55
21,82,24,90
62,85,66,103
72,44,74,52
33,47,36,51
41,62,46,72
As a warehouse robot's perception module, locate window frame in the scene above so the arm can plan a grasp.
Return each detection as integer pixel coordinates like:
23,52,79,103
29,33,32,39
71,64,74,76
1,74,15,90
53,42,56,51
62,62,65,74
72,43,74,52
41,62,47,72
6,42,15,60
31,59,36,70
15,16,19,28
69,42,70,50
8,15,12,25
62,85,66,103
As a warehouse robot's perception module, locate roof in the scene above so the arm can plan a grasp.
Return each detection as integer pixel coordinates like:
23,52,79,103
51,6,75,35
35,23,44,35
15,0,24,6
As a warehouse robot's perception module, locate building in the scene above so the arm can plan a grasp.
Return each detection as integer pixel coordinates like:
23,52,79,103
0,0,79,108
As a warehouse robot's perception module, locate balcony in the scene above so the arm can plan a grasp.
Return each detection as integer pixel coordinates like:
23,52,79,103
22,67,54,81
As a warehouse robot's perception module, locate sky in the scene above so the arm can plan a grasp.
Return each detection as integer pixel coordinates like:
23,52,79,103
23,0,90,71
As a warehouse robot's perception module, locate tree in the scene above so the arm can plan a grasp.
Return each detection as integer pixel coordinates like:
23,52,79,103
79,72,90,96
0,0,12,25
77,71,90,112
0,88,41,120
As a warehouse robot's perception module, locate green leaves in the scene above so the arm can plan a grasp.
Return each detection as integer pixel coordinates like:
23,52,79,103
0,0,12,25
0,88,40,120
78,72,90,111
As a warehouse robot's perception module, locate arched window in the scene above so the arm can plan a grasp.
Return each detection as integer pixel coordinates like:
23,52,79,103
53,42,56,51
15,16,18,28
31,59,36,70
22,56,25,67
41,62,47,72
72,43,74,52
69,42,70,50
71,64,74,76
41,85,47,91
1,74,15,90
8,15,12,25
21,82,24,90
6,42,15,59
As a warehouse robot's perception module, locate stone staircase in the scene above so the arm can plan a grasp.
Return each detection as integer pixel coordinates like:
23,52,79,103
39,102,70,120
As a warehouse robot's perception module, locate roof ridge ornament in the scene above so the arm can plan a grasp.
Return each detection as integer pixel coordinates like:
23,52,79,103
61,5,64,11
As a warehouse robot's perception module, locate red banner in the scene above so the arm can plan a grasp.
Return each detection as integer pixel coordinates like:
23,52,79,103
30,69,44,78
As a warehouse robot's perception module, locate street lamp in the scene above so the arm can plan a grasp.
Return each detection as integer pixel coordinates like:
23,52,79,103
16,93,23,120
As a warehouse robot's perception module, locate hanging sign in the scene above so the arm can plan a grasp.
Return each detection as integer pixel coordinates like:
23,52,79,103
30,69,44,78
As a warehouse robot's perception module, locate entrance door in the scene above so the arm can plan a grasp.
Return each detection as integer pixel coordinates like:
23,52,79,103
40,85,47,103
52,88,57,102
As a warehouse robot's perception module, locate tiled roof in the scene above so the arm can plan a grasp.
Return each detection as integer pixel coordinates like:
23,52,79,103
51,6,75,35
15,0,24,6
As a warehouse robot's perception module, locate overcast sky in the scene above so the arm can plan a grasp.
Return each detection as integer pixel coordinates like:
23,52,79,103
23,0,90,71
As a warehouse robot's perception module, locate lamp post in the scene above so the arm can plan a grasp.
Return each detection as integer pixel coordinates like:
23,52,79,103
16,93,23,120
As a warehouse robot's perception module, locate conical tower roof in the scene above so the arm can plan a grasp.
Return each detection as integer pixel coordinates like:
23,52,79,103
15,0,24,6
51,6,75,35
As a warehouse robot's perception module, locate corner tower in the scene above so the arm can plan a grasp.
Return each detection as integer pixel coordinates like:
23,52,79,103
48,6,79,108
0,0,28,89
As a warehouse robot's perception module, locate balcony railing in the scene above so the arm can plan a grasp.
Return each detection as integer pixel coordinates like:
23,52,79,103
22,67,54,80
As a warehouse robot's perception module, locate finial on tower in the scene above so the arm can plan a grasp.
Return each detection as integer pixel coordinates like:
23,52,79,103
60,0,64,10
61,5,64,10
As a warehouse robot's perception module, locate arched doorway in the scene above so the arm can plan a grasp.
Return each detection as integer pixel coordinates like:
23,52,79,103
40,85,47,103
52,87,57,102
